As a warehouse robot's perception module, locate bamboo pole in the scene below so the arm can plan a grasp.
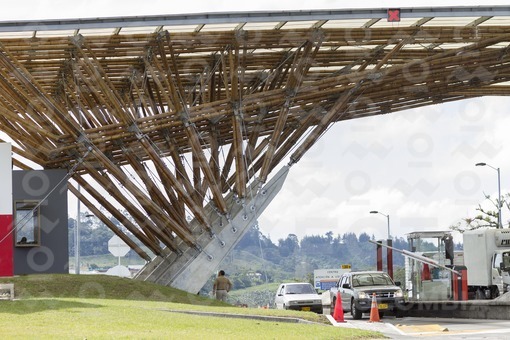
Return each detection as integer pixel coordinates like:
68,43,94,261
68,183,152,261
72,175,161,253
88,146,197,247
79,162,181,252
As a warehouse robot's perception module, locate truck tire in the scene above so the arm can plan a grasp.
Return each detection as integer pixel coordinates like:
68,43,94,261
491,286,500,299
351,300,363,320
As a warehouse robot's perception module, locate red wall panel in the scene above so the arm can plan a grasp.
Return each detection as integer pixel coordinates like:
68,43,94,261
0,214,13,277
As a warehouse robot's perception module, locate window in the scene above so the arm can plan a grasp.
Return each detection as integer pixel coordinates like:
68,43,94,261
502,252,510,271
494,253,503,275
285,284,315,295
14,201,40,247
353,273,393,286
340,275,348,288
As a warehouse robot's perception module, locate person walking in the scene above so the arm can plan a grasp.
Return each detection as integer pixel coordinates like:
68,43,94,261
212,270,232,302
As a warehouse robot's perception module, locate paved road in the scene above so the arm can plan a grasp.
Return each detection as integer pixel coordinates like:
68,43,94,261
327,314,510,339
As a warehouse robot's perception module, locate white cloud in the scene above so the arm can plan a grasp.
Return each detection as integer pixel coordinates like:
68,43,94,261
260,96,510,242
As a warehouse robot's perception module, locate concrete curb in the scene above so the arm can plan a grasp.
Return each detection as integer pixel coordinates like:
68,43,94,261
163,309,319,324
326,314,406,337
405,300,510,320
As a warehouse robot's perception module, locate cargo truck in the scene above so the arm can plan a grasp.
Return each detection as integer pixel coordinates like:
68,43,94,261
375,229,510,300
463,228,510,299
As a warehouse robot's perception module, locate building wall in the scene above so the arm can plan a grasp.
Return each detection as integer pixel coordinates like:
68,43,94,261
13,169,68,275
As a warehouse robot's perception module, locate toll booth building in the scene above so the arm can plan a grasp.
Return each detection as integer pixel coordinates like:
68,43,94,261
9,170,68,275
405,231,458,301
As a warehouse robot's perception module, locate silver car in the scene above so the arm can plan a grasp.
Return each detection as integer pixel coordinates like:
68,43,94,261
274,282,323,313
331,271,405,319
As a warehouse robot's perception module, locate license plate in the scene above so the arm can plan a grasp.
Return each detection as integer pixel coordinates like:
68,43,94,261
301,306,311,311
378,303,388,310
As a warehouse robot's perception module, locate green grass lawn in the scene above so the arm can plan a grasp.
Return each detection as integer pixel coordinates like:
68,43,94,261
0,274,382,339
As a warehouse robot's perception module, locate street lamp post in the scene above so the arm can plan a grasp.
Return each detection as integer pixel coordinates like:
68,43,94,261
476,162,502,229
370,210,391,239
75,195,81,274
370,210,393,279
75,190,93,275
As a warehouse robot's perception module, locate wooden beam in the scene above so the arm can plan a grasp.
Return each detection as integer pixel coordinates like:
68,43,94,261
290,80,366,164
123,146,188,228
135,134,213,233
88,146,197,247
77,164,177,251
68,183,153,261
228,46,247,198
259,39,321,183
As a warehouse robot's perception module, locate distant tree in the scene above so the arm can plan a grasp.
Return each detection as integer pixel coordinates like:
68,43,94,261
359,232,371,243
237,225,263,248
262,248,281,265
278,234,299,257
392,237,408,267
325,231,333,243
342,232,358,243
451,193,509,232
299,231,343,256
300,235,327,255
68,214,114,256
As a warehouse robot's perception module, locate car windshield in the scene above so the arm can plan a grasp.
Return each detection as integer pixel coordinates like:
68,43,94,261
285,284,316,294
352,273,393,287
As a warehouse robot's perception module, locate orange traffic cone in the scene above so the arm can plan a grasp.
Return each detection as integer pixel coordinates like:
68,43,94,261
368,293,381,322
332,291,345,322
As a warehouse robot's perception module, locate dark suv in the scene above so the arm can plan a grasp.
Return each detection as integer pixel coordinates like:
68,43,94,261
330,271,405,319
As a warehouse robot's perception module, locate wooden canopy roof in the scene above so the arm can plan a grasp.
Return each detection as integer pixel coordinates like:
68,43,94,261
3,6,510,260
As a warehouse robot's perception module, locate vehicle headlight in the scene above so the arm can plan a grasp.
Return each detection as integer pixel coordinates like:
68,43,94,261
313,300,321,304
288,300,298,305
394,289,403,298
358,292,369,299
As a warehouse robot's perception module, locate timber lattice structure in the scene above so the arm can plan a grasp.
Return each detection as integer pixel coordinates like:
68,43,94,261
1,6,510,288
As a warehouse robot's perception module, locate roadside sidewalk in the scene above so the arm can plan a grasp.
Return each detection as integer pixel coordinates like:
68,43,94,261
327,315,405,338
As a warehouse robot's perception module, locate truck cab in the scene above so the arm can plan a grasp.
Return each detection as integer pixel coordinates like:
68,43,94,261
491,250,510,296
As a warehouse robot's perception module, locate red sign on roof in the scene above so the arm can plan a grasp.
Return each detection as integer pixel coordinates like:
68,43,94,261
387,8,401,22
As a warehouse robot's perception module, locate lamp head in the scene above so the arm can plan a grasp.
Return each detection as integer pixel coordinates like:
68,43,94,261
370,211,378,214
475,162,486,167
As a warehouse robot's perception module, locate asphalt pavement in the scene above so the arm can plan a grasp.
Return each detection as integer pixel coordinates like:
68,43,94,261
328,313,510,339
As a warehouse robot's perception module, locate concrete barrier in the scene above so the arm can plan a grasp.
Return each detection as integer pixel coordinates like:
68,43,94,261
402,299,510,320
0,283,14,300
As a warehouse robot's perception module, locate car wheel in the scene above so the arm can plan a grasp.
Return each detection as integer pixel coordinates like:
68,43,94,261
351,300,363,320
331,296,336,310
283,303,287,310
